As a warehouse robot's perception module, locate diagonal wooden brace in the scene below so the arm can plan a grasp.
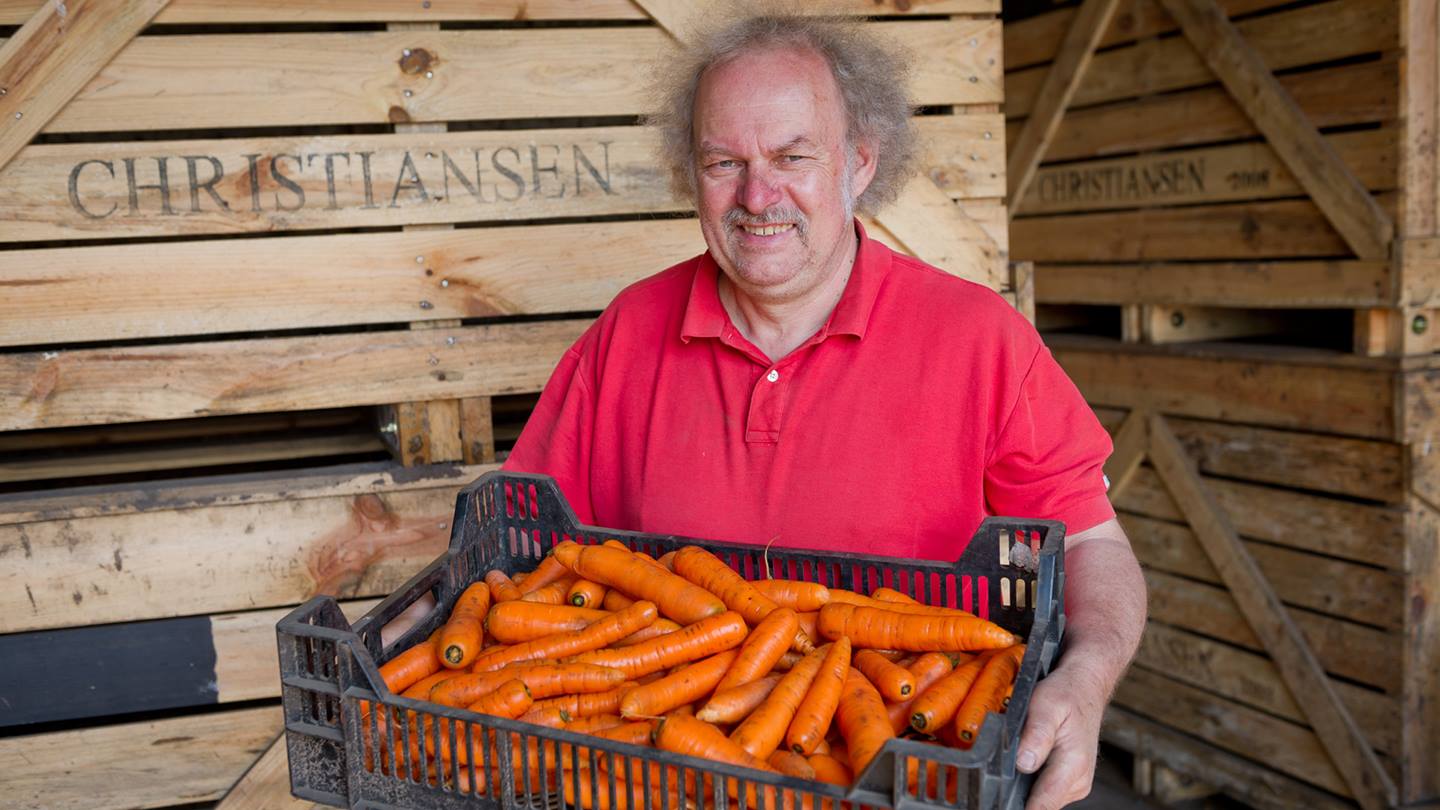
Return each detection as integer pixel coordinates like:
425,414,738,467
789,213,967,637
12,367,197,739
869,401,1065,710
1148,414,1396,810
1102,408,1147,500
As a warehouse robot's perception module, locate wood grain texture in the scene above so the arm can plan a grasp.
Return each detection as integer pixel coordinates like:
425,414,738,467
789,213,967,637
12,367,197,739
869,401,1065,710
0,468,475,632
871,177,1004,288
1051,336,1399,440
0,705,282,810
0,318,589,431
1402,0,1440,240
1018,128,1397,216
1402,499,1440,802
1027,60,1397,165
1007,0,1120,210
1102,408,1147,498
217,735,321,810
1156,0,1394,260
1103,706,1356,810
1149,415,1396,808
1006,0,1398,120
18,22,997,134
0,0,169,173
1036,260,1391,308
0,0,997,24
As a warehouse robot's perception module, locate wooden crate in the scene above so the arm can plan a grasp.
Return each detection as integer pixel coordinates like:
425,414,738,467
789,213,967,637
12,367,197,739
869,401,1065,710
1006,1,1439,807
0,2,1013,809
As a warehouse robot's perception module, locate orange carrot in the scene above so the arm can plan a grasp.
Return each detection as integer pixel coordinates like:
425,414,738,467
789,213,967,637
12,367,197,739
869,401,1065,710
796,612,819,642
564,544,726,625
519,705,571,728
603,590,636,611
817,604,1016,651
697,674,783,724
399,669,461,700
621,650,739,719
713,608,798,694
519,541,579,594
829,589,977,618
887,652,954,734
808,753,851,786
486,601,609,644
377,629,442,694
465,679,533,718
533,685,632,720
834,669,892,776
485,569,524,603
439,581,492,669
772,651,803,671
520,576,578,605
908,652,993,733
431,662,625,707
870,587,919,604
853,649,916,702
569,611,748,678
472,601,658,671
614,618,681,647
568,579,608,608
730,645,827,759
656,551,678,571
786,637,851,755
672,546,780,625
655,714,777,773
953,645,1025,746
768,750,817,780
565,714,628,735
751,580,831,611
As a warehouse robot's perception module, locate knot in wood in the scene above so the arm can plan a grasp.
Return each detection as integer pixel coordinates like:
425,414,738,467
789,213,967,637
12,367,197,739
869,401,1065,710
399,48,434,75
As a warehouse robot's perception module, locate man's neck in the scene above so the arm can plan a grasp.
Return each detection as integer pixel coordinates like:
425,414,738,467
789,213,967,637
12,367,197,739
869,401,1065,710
719,229,858,362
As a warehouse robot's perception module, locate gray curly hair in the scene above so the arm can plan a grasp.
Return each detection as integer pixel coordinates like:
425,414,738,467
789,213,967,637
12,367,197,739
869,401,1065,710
646,5,920,216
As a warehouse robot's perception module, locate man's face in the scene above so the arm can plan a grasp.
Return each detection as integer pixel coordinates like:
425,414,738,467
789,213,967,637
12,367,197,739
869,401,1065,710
692,46,876,303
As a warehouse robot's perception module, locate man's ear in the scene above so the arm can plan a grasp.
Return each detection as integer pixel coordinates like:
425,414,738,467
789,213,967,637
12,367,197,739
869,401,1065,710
850,139,880,200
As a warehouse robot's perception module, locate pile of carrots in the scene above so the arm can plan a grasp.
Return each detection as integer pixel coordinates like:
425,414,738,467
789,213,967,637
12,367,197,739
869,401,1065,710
368,540,1027,807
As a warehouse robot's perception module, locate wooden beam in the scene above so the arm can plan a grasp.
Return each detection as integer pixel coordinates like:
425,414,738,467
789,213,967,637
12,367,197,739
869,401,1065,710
217,734,318,810
0,0,170,174
1102,408,1146,499
1156,0,1394,260
1148,414,1396,809
1403,499,1440,803
1401,0,1439,241
629,0,690,41
1139,305,1289,344
871,180,1005,289
1007,0,1121,214
1035,260,1391,309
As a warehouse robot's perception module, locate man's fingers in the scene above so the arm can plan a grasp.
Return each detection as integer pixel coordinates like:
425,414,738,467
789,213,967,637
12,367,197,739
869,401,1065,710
1015,685,1062,774
1023,737,1093,810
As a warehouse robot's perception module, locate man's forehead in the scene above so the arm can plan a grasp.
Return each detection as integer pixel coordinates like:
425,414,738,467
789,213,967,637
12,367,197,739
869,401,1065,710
697,134,818,156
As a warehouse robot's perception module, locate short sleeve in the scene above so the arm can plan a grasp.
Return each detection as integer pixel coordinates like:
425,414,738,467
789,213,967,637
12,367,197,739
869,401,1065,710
501,343,598,524
983,345,1115,534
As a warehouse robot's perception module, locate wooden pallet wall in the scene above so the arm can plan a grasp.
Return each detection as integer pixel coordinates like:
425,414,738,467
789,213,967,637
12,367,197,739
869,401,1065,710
0,2,1009,809
1004,0,1440,806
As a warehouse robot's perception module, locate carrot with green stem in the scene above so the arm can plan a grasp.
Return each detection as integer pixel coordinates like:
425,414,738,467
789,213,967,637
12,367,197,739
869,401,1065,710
555,543,726,625
713,608,798,693
696,674,783,724
471,600,657,671
730,645,827,759
786,637,851,755
439,581,492,668
953,644,1025,746
568,579,608,608
834,668,892,776
853,649,916,702
818,604,1015,651
568,611,748,678
621,649,739,719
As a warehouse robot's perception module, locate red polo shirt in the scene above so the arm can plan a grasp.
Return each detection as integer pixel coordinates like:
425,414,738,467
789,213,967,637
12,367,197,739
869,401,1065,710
504,223,1114,560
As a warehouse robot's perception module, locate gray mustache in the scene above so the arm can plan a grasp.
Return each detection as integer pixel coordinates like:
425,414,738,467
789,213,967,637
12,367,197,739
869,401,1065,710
723,207,807,230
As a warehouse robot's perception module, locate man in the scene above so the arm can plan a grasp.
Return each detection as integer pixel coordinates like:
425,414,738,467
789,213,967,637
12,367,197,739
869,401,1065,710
504,11,1146,809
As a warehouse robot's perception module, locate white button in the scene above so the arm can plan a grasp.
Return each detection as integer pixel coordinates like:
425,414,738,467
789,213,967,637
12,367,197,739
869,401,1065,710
766,369,780,383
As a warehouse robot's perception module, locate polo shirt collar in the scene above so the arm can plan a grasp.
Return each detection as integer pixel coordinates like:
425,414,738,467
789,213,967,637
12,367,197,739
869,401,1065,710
679,219,891,343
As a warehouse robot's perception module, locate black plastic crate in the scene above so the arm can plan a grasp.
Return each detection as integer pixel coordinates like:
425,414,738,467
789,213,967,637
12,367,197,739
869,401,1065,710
277,470,1065,810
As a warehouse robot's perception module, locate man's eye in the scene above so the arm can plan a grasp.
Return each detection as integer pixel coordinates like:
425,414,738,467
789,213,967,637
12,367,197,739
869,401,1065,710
710,159,739,170
780,154,807,163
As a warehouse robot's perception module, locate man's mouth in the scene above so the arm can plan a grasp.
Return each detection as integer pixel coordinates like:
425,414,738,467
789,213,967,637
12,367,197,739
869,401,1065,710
739,223,795,236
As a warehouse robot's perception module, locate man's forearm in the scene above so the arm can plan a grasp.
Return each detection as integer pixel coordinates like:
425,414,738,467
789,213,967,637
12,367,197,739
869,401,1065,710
1057,521,1147,694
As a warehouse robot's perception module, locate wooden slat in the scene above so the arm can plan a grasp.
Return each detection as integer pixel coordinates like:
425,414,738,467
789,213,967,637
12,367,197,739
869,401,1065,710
217,735,319,810
0,221,688,347
1027,60,1397,164
1149,415,1396,808
870,178,1004,289
1136,305,1291,344
1102,408,1147,498
0,705,282,810
0,408,364,454
0,0,170,174
1052,336,1400,440
1122,512,1403,628
1157,0,1395,260
1013,196,1394,263
1135,622,1399,755
1144,569,1399,692
1402,0,1440,240
15,22,997,134
1117,467,1406,568
1036,260,1391,308
0,464,485,633
1006,0,1121,212
1094,408,1407,506
1403,498,1440,803
459,397,496,464
1004,0,1286,71
1018,128,1397,216
1103,706,1356,810
1114,666,1349,795
0,0,998,25
1006,0,1398,120
0,115,1001,243
0,318,589,431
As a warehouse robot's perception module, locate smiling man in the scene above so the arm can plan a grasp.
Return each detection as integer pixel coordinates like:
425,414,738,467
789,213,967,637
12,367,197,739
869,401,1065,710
504,10,1146,808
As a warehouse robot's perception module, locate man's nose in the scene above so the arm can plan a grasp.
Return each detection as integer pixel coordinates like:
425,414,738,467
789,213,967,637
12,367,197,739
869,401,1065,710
738,167,782,214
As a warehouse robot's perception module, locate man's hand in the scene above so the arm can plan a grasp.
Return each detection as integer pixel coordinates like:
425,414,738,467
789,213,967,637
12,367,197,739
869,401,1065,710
1016,517,1147,810
1016,659,1109,809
